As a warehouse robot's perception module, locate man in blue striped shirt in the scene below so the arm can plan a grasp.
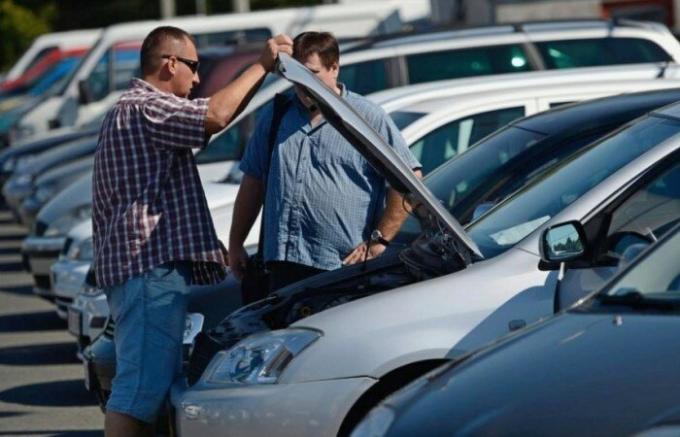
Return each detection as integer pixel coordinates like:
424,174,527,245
229,32,421,292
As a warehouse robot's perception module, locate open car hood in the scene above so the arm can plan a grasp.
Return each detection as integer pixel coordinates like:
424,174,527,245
276,54,483,261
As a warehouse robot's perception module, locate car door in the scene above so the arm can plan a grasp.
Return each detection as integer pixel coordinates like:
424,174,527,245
558,154,680,309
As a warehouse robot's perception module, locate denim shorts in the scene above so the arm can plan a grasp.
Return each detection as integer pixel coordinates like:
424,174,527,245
103,261,192,424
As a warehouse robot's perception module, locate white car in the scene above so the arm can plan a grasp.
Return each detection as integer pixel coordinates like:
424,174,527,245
50,179,240,318
2,29,101,82
172,54,680,437
28,66,680,301
13,0,428,140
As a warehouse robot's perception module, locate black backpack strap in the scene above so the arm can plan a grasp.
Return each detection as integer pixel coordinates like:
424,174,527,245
257,93,291,257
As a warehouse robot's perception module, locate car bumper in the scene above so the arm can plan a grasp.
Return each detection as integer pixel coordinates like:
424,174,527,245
172,376,376,437
21,235,66,298
52,258,91,319
69,291,109,355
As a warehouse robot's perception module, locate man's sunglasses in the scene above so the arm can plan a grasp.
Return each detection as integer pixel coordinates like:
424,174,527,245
161,54,200,74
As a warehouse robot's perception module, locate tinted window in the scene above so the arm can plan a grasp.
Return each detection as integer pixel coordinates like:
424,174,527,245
86,46,139,102
197,114,254,164
423,125,547,221
195,28,271,47
389,110,426,130
604,227,680,300
467,115,680,258
606,162,680,257
536,37,671,69
410,106,525,174
339,60,389,95
406,44,532,84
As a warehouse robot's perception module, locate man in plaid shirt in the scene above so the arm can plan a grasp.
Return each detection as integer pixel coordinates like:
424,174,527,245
93,26,292,436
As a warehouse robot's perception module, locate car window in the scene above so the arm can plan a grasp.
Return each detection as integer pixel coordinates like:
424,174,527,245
536,37,671,69
195,28,272,47
605,162,680,258
389,110,427,130
409,106,525,174
86,45,140,102
466,115,680,258
602,228,680,300
549,101,574,108
197,113,254,164
339,59,389,95
406,44,532,84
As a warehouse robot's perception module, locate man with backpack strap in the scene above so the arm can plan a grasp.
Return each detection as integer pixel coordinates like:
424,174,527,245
229,31,421,294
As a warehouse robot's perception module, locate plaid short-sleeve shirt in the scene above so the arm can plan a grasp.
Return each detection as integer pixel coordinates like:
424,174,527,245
93,78,227,288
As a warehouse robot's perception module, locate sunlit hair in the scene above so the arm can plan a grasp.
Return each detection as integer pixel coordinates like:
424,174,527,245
140,26,196,75
293,31,339,68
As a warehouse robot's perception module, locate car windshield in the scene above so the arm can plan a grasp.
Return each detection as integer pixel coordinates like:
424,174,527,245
427,125,547,214
466,115,680,258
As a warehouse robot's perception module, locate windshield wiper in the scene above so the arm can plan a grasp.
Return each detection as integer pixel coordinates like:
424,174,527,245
596,290,680,310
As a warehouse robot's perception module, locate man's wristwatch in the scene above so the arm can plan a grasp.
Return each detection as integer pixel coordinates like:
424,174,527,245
370,229,390,246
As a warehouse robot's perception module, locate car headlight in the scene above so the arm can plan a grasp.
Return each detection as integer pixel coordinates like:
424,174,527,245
14,155,35,172
34,184,57,203
12,173,32,187
205,328,321,385
67,237,93,261
44,205,92,237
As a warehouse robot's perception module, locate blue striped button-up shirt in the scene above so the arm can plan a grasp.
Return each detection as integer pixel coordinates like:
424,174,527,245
240,86,420,271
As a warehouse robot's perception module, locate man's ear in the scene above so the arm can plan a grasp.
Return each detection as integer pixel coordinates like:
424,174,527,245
331,62,339,78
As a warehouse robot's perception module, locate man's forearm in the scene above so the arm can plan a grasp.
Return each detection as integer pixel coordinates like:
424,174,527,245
376,188,410,241
376,170,423,241
229,175,265,248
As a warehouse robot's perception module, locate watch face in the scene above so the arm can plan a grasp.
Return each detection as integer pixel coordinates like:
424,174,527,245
371,230,381,241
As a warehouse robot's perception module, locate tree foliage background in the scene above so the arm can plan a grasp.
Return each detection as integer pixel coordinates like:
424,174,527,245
0,0,322,72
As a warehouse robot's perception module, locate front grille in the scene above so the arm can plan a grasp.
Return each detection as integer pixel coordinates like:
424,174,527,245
61,237,73,256
34,220,48,237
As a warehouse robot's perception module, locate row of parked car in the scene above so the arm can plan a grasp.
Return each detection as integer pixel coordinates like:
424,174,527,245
1,5,679,436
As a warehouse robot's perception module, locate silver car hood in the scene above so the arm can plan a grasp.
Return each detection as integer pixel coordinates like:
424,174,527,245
276,54,483,260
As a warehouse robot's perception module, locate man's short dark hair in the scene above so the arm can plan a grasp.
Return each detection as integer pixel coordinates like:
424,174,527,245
293,32,339,68
140,26,195,75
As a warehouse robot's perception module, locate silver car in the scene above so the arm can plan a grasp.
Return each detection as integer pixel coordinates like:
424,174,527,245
173,54,680,437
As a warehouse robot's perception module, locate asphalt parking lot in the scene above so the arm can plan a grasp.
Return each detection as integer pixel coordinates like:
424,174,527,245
0,208,103,437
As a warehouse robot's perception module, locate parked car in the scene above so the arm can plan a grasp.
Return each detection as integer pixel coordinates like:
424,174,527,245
0,119,102,189
1,29,100,84
198,62,680,182
83,74,680,414
2,136,98,220
353,222,680,437
14,1,428,140
170,54,680,437
24,175,241,302
18,155,93,227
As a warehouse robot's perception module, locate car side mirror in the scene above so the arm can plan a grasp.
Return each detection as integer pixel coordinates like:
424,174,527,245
540,220,587,263
78,79,93,105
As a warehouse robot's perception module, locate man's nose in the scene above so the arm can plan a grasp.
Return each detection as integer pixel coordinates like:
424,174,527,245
193,71,200,85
